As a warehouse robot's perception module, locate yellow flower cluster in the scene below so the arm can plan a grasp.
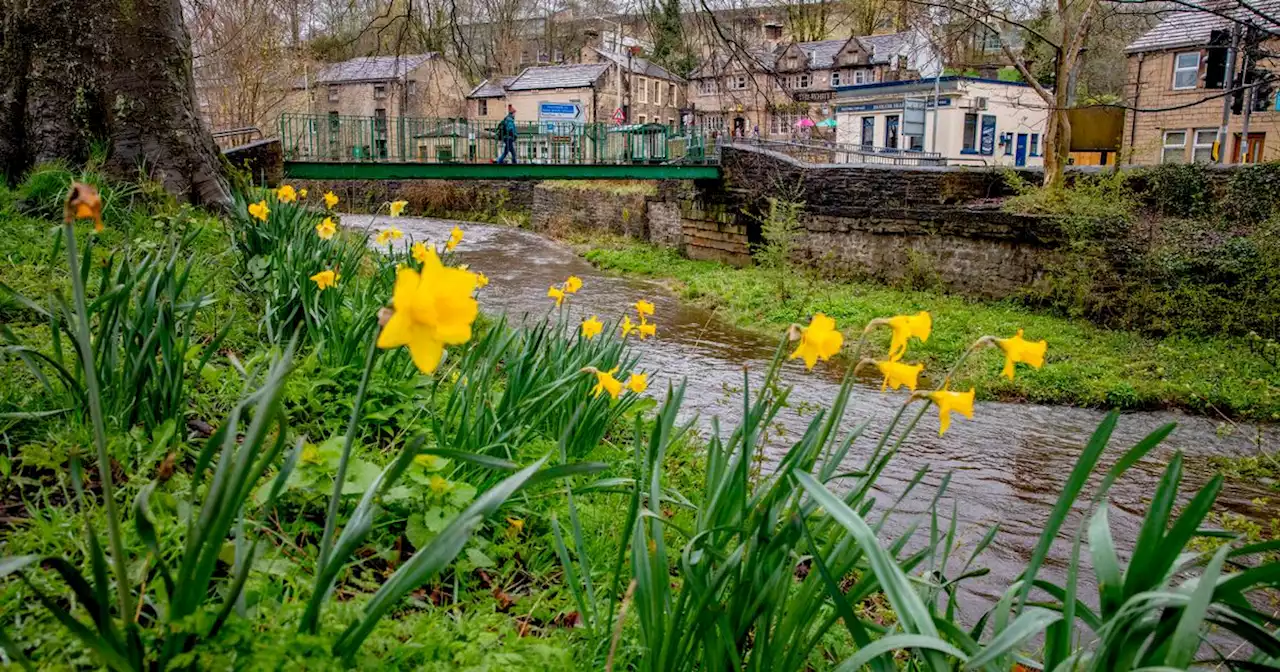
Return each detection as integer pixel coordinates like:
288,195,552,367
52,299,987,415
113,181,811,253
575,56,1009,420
375,228,404,246
587,367,648,399
248,200,269,222
548,275,583,307
621,300,657,340
581,315,603,340
389,200,408,217
310,269,339,290
276,185,297,203
316,217,337,240
324,191,339,209
446,226,464,252
788,310,1048,437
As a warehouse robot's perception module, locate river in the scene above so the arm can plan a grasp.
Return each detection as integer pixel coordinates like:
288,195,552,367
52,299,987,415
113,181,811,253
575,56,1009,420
352,214,1277,622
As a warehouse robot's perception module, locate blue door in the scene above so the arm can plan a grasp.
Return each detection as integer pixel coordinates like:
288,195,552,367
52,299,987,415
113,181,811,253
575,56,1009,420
1015,133,1028,167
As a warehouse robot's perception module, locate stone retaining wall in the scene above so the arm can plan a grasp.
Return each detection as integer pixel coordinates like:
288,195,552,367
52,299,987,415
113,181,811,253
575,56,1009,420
529,184,649,238
286,178,535,220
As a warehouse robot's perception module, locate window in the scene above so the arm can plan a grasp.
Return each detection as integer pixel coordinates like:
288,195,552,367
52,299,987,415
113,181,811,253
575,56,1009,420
698,79,719,95
655,80,663,106
979,115,996,154
328,85,339,102
638,77,648,103
1030,133,1041,156
638,114,647,124
765,24,782,40
407,80,417,96
770,110,802,135
962,113,978,152
668,117,675,127
374,83,387,99
884,114,899,149
786,74,812,89
1172,52,1200,90
854,70,868,85
1192,127,1217,162
373,108,387,158
669,84,677,106
478,99,488,116
727,74,748,90
702,113,725,130
1162,130,1188,163
831,70,843,87
861,116,874,147
328,111,340,135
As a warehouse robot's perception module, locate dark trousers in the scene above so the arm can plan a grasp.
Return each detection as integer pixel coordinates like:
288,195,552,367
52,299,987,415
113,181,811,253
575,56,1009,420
498,138,517,164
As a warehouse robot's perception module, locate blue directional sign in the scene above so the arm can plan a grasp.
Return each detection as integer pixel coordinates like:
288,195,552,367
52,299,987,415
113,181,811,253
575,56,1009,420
539,102,582,122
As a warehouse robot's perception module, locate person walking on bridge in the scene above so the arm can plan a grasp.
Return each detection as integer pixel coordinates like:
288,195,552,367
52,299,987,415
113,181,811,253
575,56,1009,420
497,105,518,164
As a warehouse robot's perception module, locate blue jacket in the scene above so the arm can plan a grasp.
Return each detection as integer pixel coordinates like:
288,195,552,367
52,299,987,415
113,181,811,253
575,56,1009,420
499,114,517,140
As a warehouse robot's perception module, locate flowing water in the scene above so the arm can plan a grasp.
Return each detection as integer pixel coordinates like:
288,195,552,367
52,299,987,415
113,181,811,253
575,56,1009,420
354,214,1277,621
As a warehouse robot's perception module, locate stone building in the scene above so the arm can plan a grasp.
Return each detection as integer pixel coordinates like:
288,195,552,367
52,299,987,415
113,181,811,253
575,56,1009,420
466,51,687,127
1123,0,1280,164
312,54,467,120
686,31,940,138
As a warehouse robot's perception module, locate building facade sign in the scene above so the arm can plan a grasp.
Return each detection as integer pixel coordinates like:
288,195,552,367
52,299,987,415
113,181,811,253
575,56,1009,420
835,98,952,113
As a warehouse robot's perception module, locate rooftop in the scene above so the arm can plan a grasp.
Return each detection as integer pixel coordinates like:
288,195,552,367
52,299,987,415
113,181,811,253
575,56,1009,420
315,54,436,83
590,48,685,81
1125,0,1280,53
506,62,612,91
690,31,916,77
468,76,517,98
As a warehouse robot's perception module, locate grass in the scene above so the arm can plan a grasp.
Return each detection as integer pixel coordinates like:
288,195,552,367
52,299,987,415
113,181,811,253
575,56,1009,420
571,234,1280,421
536,180,657,197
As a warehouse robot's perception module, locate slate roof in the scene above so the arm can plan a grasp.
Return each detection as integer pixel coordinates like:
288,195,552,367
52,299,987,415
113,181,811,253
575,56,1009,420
1125,0,1280,53
315,54,436,83
506,62,611,90
590,48,685,81
689,31,913,77
468,77,516,98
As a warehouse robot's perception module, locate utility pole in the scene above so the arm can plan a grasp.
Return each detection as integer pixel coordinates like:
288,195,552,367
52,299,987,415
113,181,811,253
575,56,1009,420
1238,26,1257,163
1217,24,1240,163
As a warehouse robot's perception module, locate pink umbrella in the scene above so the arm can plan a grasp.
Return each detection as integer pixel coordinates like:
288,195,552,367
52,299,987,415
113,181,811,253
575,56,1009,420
795,118,816,128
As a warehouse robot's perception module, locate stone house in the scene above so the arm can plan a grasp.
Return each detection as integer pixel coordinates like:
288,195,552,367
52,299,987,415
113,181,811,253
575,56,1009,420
686,31,940,138
314,54,467,120
1123,0,1280,164
466,51,687,127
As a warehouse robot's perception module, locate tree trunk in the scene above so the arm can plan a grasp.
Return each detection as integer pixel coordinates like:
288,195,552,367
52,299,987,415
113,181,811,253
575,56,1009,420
0,0,230,208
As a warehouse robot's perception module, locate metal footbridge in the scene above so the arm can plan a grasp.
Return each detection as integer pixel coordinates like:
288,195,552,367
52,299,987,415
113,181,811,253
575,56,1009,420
278,113,721,181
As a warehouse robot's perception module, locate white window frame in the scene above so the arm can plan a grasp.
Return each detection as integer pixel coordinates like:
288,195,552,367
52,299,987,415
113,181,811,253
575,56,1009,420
373,83,387,99
1192,127,1217,162
698,78,717,95
1172,52,1200,90
668,83,677,106
1162,130,1188,163
727,74,748,90
638,77,648,103
831,70,843,87
328,85,340,102
770,110,802,135
854,70,868,85
655,80,663,106
478,99,488,116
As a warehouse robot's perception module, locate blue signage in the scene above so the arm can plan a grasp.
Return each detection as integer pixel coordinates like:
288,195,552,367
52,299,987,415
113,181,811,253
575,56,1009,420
539,102,582,122
834,98,951,114
979,114,996,155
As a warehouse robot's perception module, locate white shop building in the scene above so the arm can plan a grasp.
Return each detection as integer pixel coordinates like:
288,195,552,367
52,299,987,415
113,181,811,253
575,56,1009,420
832,76,1049,167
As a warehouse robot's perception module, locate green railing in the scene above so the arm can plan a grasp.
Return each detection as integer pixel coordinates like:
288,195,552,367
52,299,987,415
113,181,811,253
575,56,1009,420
278,113,718,166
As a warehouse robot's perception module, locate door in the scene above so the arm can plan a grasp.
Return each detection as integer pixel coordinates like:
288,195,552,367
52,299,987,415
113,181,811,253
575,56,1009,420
884,115,899,150
1231,132,1265,163
732,116,745,137
1014,133,1028,167
860,116,874,147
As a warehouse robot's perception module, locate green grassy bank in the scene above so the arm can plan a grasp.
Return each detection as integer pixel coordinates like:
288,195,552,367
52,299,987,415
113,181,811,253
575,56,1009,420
572,235,1280,421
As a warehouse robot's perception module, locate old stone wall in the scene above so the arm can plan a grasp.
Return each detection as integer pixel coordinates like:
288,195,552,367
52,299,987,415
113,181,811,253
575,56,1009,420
529,183,649,238
224,139,283,187
286,178,535,221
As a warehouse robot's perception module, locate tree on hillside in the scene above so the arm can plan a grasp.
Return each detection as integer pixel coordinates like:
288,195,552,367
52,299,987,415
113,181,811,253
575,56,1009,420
0,0,230,206
651,0,697,73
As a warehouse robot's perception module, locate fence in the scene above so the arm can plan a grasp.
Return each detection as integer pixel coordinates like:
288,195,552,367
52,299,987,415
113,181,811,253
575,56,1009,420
735,138,947,167
279,114,718,166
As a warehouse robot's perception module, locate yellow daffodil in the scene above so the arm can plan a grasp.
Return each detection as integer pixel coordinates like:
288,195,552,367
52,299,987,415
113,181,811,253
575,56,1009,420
64,183,103,232
625,373,648,394
276,184,297,203
789,313,844,370
299,188,308,199
507,517,525,536
476,272,489,288
548,286,566,307
414,454,445,470
428,474,453,495
875,360,923,392
389,200,408,217
316,217,337,240
994,329,1047,380
324,191,339,209
883,311,932,362
591,367,624,399
375,228,404,245
412,242,430,264
376,246,479,374
301,444,322,465
621,316,636,337
565,275,583,294
637,321,656,340
446,226,464,251
310,269,339,290
248,200,269,222
924,388,975,436
581,316,603,339
635,300,655,318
